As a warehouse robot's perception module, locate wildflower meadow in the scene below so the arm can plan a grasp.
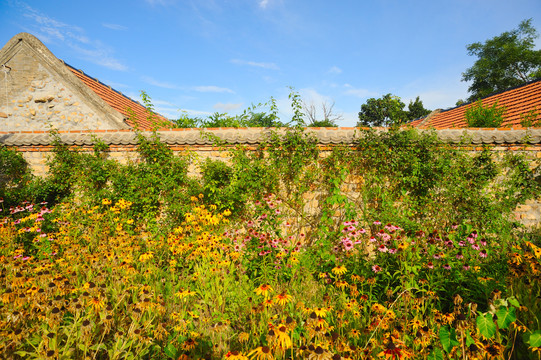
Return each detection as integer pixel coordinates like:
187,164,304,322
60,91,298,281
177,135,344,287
1,101,540,359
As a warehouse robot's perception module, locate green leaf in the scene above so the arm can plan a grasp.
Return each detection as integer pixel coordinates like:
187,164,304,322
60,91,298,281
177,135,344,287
496,306,516,329
466,333,476,347
526,330,541,348
439,325,459,353
164,343,178,359
507,296,520,308
427,347,444,360
476,313,496,339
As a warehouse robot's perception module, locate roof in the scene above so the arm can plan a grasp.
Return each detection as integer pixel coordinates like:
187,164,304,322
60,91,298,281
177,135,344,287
65,63,171,130
416,79,541,129
2,128,540,147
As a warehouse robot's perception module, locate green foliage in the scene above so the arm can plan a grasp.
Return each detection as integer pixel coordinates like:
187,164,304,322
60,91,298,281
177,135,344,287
357,94,431,127
0,145,31,207
353,127,536,232
407,96,432,120
520,107,541,127
464,100,507,128
439,326,459,353
357,93,407,127
462,19,541,101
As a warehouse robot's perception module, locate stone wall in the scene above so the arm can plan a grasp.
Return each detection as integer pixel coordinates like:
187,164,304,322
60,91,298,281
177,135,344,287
0,43,118,131
2,127,540,227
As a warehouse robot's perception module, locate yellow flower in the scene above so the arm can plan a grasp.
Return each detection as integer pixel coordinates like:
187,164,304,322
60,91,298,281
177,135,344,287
238,332,250,343
102,198,112,205
332,265,347,276
248,346,274,360
226,351,249,360
274,326,292,349
371,303,386,314
254,284,273,298
274,291,292,306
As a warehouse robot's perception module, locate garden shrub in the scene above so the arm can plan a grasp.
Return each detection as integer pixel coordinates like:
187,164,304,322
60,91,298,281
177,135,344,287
0,145,31,208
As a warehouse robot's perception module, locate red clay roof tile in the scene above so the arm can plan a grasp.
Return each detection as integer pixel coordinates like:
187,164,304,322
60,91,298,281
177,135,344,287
66,64,172,130
417,80,541,129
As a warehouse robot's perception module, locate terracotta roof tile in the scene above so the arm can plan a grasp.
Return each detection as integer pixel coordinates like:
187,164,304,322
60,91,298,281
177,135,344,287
2,128,540,147
418,80,541,129
65,63,172,130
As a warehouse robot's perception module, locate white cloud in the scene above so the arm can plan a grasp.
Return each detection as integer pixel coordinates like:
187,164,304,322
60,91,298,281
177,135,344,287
213,102,243,111
343,84,377,98
145,0,176,5
193,86,235,94
259,0,270,9
328,66,342,74
102,23,128,31
231,59,279,70
19,3,127,71
141,76,179,89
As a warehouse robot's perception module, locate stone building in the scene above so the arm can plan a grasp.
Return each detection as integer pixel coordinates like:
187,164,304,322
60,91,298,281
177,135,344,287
0,32,169,132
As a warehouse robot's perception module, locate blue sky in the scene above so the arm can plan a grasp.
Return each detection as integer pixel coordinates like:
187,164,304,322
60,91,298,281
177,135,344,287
1,0,540,126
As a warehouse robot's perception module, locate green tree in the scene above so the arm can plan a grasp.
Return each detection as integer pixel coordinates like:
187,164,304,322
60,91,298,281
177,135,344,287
462,19,541,101
464,100,506,128
357,94,407,127
406,96,431,120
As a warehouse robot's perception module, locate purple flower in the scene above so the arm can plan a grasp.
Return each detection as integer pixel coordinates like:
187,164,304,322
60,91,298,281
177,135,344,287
479,250,488,258
372,265,382,273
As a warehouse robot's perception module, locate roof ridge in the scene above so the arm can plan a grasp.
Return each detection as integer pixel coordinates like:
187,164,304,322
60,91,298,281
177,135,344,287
61,61,151,114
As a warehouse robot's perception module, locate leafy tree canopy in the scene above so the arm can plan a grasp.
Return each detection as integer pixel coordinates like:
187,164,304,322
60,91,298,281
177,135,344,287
357,94,431,127
462,19,541,102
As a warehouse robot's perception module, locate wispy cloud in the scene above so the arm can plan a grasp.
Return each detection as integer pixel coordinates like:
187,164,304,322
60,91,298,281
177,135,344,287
194,86,235,94
102,23,128,31
141,76,179,89
231,59,279,70
145,0,177,6
343,84,377,98
213,102,243,111
328,66,342,75
259,0,270,9
18,2,127,71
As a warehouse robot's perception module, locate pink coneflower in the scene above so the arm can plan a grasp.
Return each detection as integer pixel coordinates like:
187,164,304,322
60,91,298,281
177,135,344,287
472,244,480,251
470,231,478,239
467,237,475,244
458,241,466,247
372,265,382,273
369,236,377,242
343,221,352,226
463,264,470,271
443,264,451,270
247,221,255,227
388,248,397,254
359,228,366,234
377,244,388,253
373,221,381,225
456,252,463,260
427,262,434,269
480,239,487,246
479,250,488,258
274,209,281,215
343,240,354,251
433,254,441,260
451,223,458,230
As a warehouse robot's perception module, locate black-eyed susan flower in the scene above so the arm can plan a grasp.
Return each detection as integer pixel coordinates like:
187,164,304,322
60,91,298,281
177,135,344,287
274,291,292,306
248,346,274,360
226,351,249,359
332,266,347,276
254,284,273,298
